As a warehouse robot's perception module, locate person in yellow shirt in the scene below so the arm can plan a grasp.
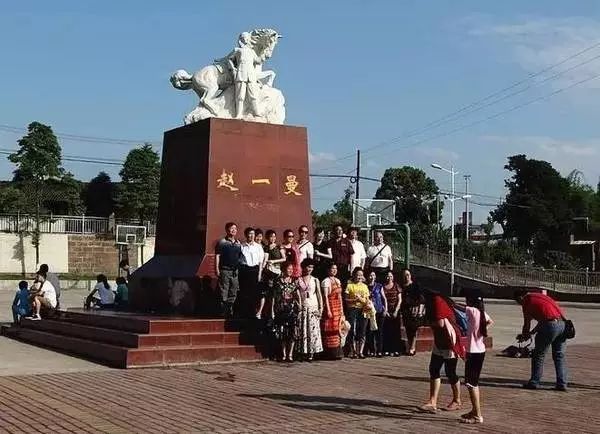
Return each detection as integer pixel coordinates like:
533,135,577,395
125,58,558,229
345,267,370,358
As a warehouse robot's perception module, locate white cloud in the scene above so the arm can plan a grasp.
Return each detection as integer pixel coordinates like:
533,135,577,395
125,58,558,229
470,16,600,91
480,135,600,181
308,151,336,166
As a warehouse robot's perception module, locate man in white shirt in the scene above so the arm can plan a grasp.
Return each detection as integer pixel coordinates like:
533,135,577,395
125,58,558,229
367,231,394,283
297,225,314,262
29,271,57,320
348,227,367,271
240,227,265,318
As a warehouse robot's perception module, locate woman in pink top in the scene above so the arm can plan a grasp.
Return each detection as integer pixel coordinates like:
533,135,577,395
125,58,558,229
462,293,493,425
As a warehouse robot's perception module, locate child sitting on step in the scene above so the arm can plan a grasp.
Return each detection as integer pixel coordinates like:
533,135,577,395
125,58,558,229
12,280,30,324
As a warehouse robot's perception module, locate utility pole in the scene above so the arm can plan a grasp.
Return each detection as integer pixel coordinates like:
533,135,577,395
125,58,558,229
436,194,440,233
355,149,361,200
464,175,471,241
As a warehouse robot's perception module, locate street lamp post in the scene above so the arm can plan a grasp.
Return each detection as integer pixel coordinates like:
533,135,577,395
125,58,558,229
431,163,471,296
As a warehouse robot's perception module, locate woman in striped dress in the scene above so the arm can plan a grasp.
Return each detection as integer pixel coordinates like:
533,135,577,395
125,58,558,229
321,263,344,359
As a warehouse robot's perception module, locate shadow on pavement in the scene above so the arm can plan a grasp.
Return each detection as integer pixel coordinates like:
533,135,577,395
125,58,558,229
371,374,600,391
237,393,446,421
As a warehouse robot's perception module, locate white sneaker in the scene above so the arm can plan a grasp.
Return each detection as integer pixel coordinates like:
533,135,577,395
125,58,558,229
30,314,41,321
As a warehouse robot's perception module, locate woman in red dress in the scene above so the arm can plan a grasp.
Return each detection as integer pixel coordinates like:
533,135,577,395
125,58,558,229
321,263,344,359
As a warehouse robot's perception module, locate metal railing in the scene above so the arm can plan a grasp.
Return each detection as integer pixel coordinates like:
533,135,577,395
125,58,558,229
412,244,600,294
0,214,156,236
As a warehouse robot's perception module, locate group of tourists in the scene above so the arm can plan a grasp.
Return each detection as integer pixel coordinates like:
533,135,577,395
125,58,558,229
214,221,572,426
214,222,428,362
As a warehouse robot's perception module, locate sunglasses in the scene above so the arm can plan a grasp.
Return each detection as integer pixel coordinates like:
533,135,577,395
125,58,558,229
300,230,308,234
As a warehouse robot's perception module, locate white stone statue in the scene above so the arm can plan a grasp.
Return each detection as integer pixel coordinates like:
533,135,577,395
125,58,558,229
170,29,285,125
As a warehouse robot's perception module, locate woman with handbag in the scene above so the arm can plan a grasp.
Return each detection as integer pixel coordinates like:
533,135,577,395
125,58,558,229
321,263,344,360
344,267,370,359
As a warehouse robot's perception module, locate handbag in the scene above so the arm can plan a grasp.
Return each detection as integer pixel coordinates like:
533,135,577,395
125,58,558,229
562,316,575,339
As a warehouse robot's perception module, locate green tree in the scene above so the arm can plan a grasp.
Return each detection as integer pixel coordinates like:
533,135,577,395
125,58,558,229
491,155,572,253
374,166,442,226
0,184,24,213
9,122,63,182
116,144,161,222
8,122,65,262
312,186,354,230
84,171,115,216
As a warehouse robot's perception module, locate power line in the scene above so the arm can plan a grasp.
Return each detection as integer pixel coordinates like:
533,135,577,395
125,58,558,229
316,39,600,171
0,150,123,166
372,70,600,161
0,124,159,147
312,168,356,192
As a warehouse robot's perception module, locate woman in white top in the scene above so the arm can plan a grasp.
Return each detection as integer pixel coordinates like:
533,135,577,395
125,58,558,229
296,258,323,361
87,274,115,308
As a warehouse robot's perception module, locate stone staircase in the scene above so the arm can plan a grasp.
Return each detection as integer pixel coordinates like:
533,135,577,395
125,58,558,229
1,310,265,368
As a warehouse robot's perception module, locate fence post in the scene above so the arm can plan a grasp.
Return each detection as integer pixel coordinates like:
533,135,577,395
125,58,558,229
553,265,557,291
585,267,589,294
82,214,85,234
496,261,500,285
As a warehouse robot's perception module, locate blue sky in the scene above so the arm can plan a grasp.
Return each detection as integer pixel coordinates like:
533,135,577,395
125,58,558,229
1,1,600,225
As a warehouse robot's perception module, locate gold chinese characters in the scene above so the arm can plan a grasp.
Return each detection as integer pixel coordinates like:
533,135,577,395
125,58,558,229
284,175,302,196
216,169,239,191
216,170,302,196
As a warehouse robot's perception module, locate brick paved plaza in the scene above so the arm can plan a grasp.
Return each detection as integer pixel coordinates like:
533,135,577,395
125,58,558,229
0,341,599,433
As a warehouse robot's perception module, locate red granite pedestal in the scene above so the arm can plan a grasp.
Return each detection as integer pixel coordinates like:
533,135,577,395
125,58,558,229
129,118,312,313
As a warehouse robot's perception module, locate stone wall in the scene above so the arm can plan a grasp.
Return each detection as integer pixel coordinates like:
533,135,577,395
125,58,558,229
68,234,139,276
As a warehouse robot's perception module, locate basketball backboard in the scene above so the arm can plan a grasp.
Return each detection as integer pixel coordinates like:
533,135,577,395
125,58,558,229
352,199,396,229
116,225,147,246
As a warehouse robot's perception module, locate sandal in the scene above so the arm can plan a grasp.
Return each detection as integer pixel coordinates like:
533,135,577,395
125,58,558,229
460,416,483,424
444,401,462,411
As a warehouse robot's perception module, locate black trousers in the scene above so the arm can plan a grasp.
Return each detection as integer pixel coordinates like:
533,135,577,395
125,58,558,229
367,312,386,354
238,265,259,318
429,353,459,384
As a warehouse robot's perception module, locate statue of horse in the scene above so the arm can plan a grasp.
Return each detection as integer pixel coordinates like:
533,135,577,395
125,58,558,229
170,29,281,122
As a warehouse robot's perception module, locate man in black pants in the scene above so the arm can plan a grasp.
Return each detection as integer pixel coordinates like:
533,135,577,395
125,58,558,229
215,222,243,318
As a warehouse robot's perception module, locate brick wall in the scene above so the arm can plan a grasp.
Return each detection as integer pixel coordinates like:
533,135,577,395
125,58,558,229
68,234,138,276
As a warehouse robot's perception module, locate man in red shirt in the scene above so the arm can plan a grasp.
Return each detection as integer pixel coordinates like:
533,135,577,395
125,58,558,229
514,290,567,391
328,225,354,288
